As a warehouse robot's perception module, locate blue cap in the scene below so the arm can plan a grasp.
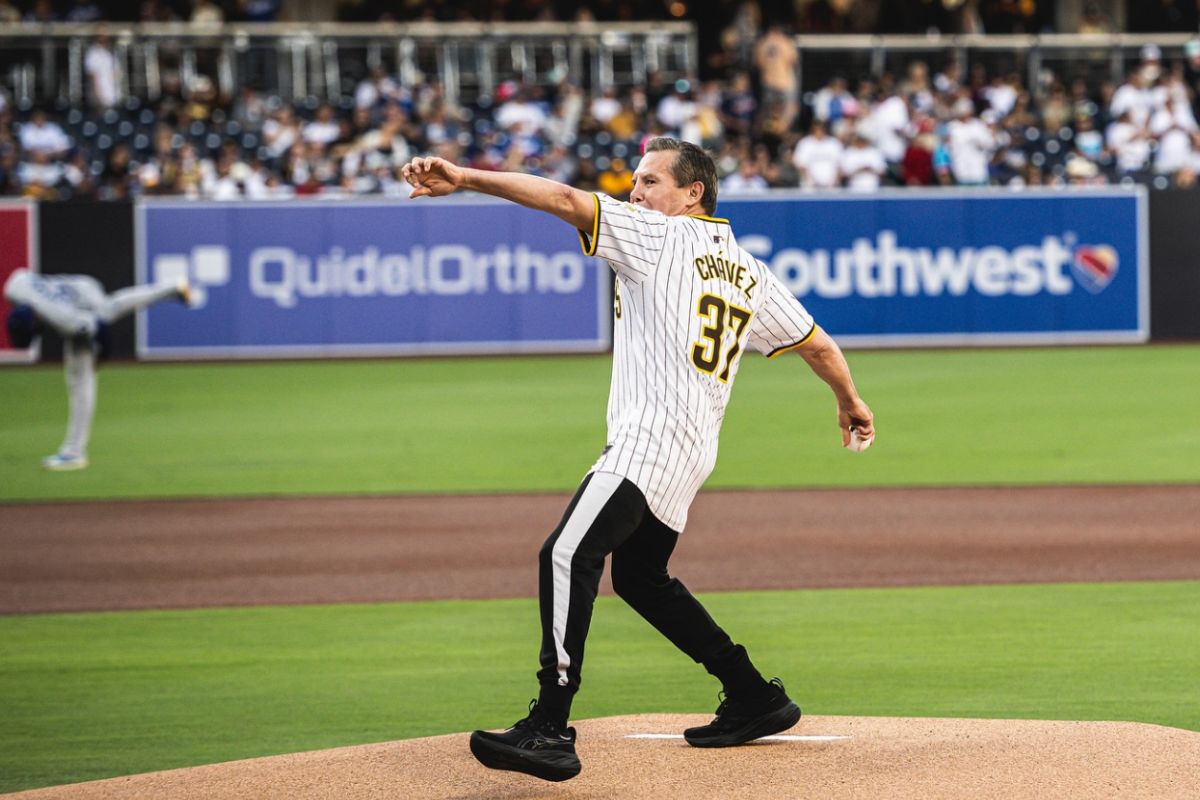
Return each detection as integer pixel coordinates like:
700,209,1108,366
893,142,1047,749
6,304,39,348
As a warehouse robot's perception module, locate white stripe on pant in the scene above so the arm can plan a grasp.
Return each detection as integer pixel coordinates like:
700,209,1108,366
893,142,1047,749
549,471,625,685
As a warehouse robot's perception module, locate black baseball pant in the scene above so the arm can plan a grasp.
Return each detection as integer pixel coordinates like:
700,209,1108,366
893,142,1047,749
535,471,767,724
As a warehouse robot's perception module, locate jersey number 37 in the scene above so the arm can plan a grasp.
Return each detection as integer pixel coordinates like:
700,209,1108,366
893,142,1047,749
691,293,752,383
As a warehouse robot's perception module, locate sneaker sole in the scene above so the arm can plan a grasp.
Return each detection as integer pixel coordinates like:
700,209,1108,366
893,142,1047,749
683,701,802,748
43,460,88,471
469,731,582,782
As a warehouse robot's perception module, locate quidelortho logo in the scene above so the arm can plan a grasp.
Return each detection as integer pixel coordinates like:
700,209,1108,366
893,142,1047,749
154,245,587,309
741,231,1119,299
153,246,230,309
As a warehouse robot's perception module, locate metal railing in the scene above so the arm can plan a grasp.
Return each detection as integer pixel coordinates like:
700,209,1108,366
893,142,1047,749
791,32,1200,99
0,21,697,108
4,26,1198,112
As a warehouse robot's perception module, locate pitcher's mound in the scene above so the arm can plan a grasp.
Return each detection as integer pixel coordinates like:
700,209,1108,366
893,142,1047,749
10,715,1199,800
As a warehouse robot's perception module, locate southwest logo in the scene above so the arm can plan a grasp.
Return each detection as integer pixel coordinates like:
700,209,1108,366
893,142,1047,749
1071,246,1119,294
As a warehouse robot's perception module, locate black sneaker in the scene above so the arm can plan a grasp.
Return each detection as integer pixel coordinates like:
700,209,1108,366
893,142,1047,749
469,700,582,782
683,678,802,748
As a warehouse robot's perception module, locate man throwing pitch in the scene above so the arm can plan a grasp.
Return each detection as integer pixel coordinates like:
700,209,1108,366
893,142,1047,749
402,137,874,782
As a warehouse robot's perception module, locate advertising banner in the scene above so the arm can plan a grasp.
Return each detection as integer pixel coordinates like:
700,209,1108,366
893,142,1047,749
136,199,611,359
720,189,1147,346
0,201,39,364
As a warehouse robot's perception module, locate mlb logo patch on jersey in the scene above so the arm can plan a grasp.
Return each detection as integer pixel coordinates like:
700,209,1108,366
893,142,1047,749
1071,245,1119,294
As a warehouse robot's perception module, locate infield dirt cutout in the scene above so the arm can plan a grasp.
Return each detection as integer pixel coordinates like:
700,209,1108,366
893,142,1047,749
4,485,1200,798
9,714,1200,799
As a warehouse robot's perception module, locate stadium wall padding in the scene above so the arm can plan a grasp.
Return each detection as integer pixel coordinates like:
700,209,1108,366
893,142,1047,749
37,201,137,361
1148,189,1200,340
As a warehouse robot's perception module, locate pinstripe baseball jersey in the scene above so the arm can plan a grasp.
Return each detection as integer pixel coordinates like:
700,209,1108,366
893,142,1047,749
578,193,816,532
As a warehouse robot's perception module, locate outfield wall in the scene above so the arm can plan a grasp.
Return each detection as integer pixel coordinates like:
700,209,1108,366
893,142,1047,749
4,189,1199,361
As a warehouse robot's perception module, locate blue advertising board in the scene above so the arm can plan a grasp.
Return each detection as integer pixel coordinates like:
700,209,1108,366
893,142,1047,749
720,188,1147,346
139,189,1147,357
136,198,611,359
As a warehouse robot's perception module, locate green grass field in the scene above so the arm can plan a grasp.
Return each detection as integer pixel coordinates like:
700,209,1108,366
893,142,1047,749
2,581,1198,793
2,345,1199,500
2,345,1198,793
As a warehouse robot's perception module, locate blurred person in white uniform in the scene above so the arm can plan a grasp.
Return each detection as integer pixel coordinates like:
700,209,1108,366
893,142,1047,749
4,269,194,470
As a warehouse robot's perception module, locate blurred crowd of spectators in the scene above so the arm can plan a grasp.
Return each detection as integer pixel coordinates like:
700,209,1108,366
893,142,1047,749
4,24,1200,201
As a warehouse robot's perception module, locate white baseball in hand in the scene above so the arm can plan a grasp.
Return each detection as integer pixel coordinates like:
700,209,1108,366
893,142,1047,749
846,427,873,453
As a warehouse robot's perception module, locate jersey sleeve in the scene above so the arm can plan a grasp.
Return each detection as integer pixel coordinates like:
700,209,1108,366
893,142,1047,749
746,266,818,358
577,193,668,282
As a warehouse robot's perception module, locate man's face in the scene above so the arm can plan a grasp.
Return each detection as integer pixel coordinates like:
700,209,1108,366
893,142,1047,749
630,150,699,216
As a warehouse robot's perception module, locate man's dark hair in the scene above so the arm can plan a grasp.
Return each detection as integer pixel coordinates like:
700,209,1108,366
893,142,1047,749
643,137,719,216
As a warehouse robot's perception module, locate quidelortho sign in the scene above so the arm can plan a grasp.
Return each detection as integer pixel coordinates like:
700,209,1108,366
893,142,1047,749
136,198,612,359
719,188,1147,346
138,189,1146,358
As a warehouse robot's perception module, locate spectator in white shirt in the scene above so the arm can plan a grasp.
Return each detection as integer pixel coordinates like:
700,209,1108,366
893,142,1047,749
588,86,621,126
792,119,843,189
1106,109,1152,178
983,73,1019,118
262,105,300,160
1109,68,1159,130
18,149,64,194
202,154,244,200
84,31,120,110
19,109,71,157
840,130,887,191
864,90,909,165
1150,96,1199,176
302,104,342,146
946,97,994,185
656,79,697,134
495,86,548,136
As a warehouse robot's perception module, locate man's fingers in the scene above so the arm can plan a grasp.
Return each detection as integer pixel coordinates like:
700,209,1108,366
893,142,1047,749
402,157,447,197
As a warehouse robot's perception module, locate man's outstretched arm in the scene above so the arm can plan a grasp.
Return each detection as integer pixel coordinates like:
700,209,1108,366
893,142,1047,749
401,156,595,232
794,326,875,448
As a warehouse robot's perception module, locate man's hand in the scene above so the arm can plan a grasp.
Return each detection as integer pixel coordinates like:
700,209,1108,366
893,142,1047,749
838,398,874,449
402,157,466,198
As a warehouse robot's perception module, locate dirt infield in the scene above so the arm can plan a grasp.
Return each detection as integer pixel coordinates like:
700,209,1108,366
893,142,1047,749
9,715,1200,800
3,485,1200,614
4,484,1200,798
